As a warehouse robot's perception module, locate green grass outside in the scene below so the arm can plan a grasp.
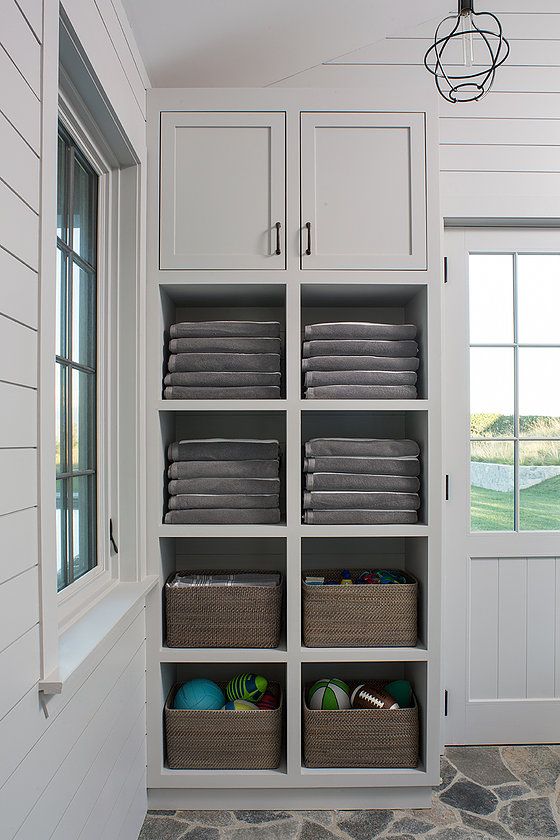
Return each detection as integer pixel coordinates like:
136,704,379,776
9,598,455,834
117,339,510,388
471,474,560,531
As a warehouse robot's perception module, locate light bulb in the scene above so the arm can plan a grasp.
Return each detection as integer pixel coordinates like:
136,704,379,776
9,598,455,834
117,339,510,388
461,11,474,68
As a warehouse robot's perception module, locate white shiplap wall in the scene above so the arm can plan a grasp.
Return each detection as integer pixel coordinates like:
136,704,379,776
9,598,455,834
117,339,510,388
273,5,560,219
0,2,148,839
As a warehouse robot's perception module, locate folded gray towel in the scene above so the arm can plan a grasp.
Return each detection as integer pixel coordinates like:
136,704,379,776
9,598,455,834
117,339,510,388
305,385,417,400
165,372,281,387
169,494,280,510
170,321,281,339
169,337,281,355
168,477,281,495
302,355,419,373
168,459,279,480
304,322,417,341
168,354,281,373
304,438,420,458
303,510,418,525
168,439,280,462
306,474,420,493
164,386,281,400
303,491,420,511
304,456,420,477
303,340,418,358
304,370,417,387
164,508,282,524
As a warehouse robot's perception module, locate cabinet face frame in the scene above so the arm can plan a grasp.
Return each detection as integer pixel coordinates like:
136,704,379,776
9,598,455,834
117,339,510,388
300,112,427,271
160,111,286,270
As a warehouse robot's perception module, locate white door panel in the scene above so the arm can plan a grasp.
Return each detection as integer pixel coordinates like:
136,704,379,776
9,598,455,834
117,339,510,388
160,111,286,270
444,228,560,745
300,112,427,270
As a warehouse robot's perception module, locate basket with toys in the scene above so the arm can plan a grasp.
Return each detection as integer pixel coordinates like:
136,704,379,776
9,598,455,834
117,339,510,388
303,676,419,768
302,568,417,648
165,672,283,769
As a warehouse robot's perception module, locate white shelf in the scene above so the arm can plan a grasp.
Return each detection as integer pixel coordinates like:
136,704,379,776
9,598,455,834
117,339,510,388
157,399,287,412
300,400,428,412
160,646,288,663
157,524,287,538
300,645,428,662
298,524,430,537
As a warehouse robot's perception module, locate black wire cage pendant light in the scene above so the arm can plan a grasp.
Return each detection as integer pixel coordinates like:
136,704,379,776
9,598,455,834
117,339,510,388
424,0,510,103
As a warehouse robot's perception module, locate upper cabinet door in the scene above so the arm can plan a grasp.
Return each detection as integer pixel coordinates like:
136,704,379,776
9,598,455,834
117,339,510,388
300,113,427,271
160,112,286,270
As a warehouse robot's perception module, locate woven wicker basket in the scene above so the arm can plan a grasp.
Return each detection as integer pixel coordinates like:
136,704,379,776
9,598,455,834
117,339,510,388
302,570,417,648
303,681,419,768
164,570,283,648
165,683,283,769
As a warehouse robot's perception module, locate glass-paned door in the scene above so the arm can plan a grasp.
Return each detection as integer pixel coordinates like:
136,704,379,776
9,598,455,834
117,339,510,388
444,229,560,747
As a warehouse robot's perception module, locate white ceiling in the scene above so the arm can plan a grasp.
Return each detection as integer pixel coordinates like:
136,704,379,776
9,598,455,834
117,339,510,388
121,0,449,87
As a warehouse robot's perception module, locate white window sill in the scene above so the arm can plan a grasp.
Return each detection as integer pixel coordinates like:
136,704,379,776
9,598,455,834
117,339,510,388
39,575,158,695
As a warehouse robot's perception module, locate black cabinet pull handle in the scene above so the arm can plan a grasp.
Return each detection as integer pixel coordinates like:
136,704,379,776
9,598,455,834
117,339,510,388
305,221,311,256
275,221,281,256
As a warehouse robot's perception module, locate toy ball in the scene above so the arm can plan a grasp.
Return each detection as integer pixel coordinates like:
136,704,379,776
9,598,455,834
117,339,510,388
174,678,225,711
257,691,278,710
308,678,351,710
222,699,258,710
385,679,413,708
226,673,268,703
357,571,379,585
351,682,400,710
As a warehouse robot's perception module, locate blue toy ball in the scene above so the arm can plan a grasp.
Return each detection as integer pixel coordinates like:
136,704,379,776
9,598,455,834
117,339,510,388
174,678,225,710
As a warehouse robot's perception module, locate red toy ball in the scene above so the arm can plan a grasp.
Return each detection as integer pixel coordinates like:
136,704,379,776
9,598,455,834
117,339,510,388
257,691,278,710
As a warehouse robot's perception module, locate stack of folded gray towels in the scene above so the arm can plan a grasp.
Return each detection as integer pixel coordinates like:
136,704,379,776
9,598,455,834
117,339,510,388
303,437,421,525
164,320,282,399
165,438,281,524
302,322,419,399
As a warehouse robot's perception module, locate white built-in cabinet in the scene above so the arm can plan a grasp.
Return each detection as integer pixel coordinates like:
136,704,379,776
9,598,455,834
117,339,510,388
300,112,427,270
160,112,286,269
159,109,427,272
147,89,441,811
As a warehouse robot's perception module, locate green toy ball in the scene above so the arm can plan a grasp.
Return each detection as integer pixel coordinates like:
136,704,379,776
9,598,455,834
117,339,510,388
308,678,351,710
385,679,413,708
222,699,258,710
226,673,268,703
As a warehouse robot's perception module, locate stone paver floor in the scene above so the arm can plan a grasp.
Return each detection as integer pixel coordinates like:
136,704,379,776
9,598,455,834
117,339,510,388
141,746,560,839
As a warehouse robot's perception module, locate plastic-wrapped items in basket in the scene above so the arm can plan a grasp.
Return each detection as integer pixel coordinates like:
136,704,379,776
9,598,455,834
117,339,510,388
165,570,283,648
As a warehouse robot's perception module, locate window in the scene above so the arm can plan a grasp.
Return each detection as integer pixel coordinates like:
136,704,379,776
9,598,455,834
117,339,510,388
56,125,99,591
469,252,560,532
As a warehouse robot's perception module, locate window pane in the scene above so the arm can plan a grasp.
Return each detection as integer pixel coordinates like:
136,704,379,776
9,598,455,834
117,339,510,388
56,248,67,358
57,133,67,242
71,474,96,583
519,441,560,531
470,347,514,437
56,363,66,475
73,155,97,266
71,262,96,368
72,369,96,471
56,478,68,592
519,348,560,437
517,254,560,345
471,440,515,531
469,254,514,344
